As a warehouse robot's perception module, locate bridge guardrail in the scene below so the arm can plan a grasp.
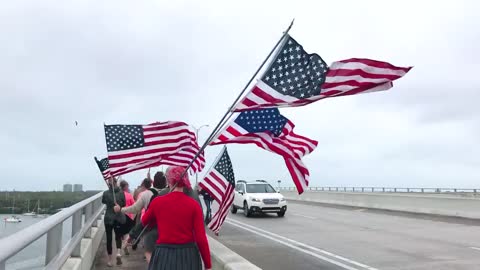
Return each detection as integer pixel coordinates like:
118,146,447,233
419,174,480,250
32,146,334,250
279,187,479,193
0,192,104,270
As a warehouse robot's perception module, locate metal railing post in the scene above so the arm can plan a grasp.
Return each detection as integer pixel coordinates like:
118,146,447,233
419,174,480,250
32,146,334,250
45,223,63,265
92,200,99,228
71,210,82,257
84,203,93,238
97,198,103,223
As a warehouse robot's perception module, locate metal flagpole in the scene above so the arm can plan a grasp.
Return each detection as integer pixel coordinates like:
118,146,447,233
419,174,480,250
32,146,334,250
180,19,295,178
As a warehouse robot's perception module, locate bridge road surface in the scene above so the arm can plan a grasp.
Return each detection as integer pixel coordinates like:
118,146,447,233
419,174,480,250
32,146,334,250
209,201,480,270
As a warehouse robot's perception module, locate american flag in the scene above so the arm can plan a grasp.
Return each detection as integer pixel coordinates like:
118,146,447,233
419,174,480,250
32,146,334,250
199,146,235,234
210,109,317,194
104,121,205,177
94,157,111,180
233,35,412,111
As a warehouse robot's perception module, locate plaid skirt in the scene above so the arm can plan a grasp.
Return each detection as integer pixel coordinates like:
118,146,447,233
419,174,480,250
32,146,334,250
148,243,202,270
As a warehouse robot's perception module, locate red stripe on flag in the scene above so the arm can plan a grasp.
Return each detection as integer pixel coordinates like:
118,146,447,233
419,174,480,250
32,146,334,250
251,86,287,104
327,68,402,80
337,58,412,72
321,80,384,91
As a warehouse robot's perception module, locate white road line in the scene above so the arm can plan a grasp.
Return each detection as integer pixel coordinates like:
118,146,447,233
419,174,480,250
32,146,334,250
470,247,480,251
226,218,379,270
225,219,361,270
291,213,317,219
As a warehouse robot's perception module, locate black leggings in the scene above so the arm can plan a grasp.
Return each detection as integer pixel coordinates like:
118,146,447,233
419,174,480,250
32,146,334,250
105,223,123,255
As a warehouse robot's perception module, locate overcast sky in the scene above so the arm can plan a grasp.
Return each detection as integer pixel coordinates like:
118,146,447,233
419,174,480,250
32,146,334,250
1,0,479,191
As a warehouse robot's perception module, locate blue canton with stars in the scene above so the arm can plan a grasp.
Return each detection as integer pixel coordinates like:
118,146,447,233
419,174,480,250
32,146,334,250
105,125,145,152
96,157,110,172
262,36,328,99
234,108,287,137
214,148,235,186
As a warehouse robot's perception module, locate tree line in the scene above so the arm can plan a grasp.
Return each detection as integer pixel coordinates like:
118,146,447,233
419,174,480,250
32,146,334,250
0,191,100,214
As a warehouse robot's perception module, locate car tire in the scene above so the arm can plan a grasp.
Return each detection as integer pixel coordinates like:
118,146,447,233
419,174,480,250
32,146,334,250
231,204,237,214
243,201,251,217
277,211,285,217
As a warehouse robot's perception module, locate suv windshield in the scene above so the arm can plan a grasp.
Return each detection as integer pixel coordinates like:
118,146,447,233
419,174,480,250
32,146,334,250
246,183,276,193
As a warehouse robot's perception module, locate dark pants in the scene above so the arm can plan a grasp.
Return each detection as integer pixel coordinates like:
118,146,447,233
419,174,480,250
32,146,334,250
203,197,212,224
105,222,123,255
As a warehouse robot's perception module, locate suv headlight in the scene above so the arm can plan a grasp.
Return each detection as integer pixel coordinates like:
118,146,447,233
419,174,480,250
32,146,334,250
251,198,261,202
280,197,286,202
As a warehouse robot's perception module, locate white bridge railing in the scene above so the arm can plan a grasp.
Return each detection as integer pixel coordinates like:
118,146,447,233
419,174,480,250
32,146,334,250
0,192,104,270
279,187,479,193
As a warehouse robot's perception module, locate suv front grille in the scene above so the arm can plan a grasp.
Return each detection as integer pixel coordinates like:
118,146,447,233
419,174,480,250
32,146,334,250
263,198,280,205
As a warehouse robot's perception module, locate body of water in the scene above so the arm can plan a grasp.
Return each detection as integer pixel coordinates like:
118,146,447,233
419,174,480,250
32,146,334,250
1,214,73,270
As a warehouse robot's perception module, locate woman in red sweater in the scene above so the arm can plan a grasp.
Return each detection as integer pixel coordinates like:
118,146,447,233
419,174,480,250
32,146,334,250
142,166,212,270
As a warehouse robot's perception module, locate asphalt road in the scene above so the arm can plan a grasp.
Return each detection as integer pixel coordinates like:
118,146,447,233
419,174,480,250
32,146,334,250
210,201,480,270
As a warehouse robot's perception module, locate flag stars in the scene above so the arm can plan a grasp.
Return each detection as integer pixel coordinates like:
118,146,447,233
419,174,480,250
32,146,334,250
260,36,328,99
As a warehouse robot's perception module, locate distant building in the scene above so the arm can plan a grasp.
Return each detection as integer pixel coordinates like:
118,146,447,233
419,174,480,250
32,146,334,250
63,184,73,192
73,184,83,192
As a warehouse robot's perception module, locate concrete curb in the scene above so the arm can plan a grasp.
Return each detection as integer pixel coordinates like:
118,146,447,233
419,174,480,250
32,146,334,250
282,191,480,220
208,236,262,270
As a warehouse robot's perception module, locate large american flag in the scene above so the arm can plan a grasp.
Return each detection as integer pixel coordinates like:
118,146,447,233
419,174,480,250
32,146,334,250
94,157,111,180
210,109,317,194
199,146,235,234
104,121,205,177
233,35,412,111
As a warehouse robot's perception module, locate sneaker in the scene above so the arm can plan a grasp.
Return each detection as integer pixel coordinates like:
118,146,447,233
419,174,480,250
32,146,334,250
124,246,130,256
107,261,113,267
116,255,122,265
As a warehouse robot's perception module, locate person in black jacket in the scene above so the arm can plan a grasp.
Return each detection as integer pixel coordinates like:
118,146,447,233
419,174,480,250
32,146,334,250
198,185,213,224
102,178,126,267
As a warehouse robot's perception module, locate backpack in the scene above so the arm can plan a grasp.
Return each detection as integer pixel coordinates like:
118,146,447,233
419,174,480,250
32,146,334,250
147,188,159,209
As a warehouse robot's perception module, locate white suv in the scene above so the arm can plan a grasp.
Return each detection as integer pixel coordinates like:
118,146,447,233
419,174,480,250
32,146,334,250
231,180,287,217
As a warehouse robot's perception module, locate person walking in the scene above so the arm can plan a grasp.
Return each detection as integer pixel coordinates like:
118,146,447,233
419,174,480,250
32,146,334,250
133,178,151,201
115,171,167,263
102,178,126,267
142,166,211,270
119,180,135,255
198,185,213,224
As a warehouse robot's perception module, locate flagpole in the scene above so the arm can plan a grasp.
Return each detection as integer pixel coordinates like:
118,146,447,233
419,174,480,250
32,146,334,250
94,157,117,204
180,19,295,178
